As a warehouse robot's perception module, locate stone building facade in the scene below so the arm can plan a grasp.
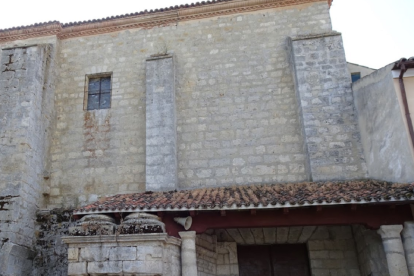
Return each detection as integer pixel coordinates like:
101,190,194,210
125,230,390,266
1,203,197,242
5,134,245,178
0,0,413,275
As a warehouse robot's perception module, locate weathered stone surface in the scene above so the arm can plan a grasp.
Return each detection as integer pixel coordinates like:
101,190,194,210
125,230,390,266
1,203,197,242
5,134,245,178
146,55,178,191
68,262,87,276
290,33,367,181
276,227,289,243
0,43,57,276
180,231,198,276
403,222,414,276
353,225,389,276
308,225,362,276
63,234,181,276
0,2,334,210
353,64,414,182
378,225,409,276
88,261,122,274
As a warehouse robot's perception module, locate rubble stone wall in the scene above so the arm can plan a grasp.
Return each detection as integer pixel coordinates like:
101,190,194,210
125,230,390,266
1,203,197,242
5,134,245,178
32,209,72,276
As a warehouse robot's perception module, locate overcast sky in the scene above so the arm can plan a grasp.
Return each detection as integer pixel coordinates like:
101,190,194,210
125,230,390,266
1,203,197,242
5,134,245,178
0,0,412,69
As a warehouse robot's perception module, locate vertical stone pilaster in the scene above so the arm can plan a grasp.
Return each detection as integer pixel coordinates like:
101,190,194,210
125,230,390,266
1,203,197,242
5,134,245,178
403,222,414,276
179,231,198,276
289,32,367,181
145,55,177,191
378,225,409,276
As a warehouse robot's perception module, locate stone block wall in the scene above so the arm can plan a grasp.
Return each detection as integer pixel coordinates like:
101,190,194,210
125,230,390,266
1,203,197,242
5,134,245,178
353,225,389,276
197,233,218,276
211,226,362,276
353,64,414,182
216,242,239,276
290,33,367,181
63,234,181,276
46,1,332,207
307,226,361,276
0,43,57,276
196,233,239,276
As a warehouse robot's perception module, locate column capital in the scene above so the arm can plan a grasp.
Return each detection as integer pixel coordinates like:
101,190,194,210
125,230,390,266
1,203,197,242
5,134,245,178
378,225,403,238
179,231,196,239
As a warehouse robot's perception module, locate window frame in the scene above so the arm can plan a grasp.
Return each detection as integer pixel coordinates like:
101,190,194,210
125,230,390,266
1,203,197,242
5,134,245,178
84,72,113,110
351,72,361,83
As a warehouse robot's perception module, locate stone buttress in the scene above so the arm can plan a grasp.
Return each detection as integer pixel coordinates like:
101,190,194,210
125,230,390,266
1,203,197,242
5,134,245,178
0,44,56,275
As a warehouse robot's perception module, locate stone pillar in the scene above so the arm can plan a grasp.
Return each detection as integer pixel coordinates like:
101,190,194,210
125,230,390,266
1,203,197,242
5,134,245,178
179,231,198,276
378,225,409,276
289,32,367,181
145,55,177,191
403,222,414,276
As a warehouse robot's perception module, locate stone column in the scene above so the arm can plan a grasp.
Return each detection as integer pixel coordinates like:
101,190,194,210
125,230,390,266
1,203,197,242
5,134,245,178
179,231,198,276
145,55,177,191
403,222,414,276
378,225,409,276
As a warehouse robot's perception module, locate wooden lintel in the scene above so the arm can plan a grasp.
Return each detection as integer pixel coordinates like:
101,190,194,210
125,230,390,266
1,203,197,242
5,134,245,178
283,208,289,215
316,206,323,212
190,211,196,217
161,204,413,238
157,212,164,218
250,209,257,215
351,205,357,211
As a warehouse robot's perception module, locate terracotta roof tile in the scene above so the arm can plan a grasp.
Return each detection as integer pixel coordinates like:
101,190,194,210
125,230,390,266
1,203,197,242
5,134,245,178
0,0,233,32
74,180,414,214
0,0,334,34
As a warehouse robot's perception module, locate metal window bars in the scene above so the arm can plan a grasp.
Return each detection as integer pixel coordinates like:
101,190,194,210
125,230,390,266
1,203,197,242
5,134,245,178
87,76,111,110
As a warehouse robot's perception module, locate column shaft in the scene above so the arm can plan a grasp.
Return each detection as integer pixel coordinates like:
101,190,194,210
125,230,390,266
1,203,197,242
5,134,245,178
179,231,198,276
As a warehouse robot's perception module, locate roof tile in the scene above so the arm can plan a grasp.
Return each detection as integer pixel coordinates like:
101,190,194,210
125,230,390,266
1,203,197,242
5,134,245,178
74,180,414,214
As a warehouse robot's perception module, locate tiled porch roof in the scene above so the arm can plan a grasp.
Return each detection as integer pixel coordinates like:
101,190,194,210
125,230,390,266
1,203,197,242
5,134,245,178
74,180,414,214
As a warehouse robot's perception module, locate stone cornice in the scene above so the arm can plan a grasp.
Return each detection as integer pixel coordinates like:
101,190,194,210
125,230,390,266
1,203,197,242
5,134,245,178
0,22,62,43
62,233,182,246
0,0,328,43
290,31,341,41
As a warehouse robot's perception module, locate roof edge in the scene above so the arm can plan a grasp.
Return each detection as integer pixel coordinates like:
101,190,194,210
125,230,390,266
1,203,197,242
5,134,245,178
73,197,414,215
347,61,376,71
0,0,328,43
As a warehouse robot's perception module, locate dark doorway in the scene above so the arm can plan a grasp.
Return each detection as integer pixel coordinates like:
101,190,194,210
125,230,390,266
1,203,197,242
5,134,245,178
238,244,311,276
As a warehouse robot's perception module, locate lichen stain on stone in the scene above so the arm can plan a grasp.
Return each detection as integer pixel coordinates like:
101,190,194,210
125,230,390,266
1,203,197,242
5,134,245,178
33,209,73,276
83,110,111,160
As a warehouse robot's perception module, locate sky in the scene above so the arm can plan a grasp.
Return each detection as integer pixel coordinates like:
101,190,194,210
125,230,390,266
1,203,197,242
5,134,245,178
0,0,412,69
